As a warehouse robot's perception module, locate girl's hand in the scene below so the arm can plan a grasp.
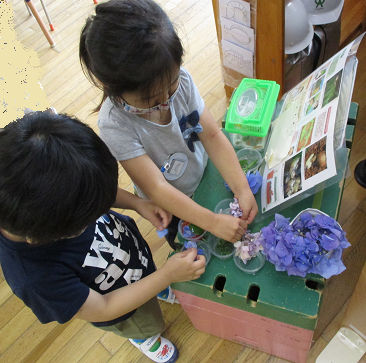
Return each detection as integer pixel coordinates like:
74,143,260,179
210,214,247,243
162,248,206,283
135,198,172,230
236,188,258,224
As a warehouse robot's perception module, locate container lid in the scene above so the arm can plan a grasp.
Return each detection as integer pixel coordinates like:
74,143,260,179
237,88,258,117
225,78,280,137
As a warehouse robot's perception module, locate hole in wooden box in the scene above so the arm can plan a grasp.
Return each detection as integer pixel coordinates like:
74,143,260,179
305,279,324,291
247,284,260,307
213,275,226,297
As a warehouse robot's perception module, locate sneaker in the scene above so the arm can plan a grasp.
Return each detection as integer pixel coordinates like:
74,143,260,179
157,286,179,304
129,334,179,363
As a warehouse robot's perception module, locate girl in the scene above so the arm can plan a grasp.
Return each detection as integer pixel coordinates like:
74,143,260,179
79,0,258,249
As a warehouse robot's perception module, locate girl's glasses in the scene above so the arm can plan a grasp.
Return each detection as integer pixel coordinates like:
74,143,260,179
121,77,180,115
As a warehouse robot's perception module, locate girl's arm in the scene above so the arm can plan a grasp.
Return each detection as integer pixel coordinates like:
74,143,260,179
112,188,172,231
120,156,247,243
75,249,205,322
197,106,258,223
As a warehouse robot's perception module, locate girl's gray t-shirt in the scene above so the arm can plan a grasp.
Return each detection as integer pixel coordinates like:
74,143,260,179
98,67,208,198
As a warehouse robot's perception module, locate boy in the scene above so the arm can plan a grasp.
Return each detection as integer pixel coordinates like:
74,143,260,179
0,111,205,363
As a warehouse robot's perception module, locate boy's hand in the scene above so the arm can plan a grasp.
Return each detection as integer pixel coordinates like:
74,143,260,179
135,199,172,230
210,214,247,243
163,248,206,283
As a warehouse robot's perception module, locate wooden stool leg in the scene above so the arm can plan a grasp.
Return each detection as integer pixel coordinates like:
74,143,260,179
25,0,55,47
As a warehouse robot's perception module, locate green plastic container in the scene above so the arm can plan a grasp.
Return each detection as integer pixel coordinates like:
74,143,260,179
225,78,280,137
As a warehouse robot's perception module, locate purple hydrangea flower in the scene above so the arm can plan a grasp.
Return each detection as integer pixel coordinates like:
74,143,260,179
156,228,169,238
320,233,340,251
274,214,291,231
182,225,195,238
183,241,204,257
230,198,243,218
246,171,263,195
234,231,263,264
259,211,350,279
184,241,197,249
224,171,263,195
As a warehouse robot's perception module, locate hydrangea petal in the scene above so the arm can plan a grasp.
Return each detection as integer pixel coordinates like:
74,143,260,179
275,240,289,258
321,233,340,251
184,241,197,249
274,214,291,230
280,253,293,266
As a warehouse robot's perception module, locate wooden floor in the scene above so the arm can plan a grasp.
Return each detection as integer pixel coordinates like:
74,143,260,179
1,0,366,362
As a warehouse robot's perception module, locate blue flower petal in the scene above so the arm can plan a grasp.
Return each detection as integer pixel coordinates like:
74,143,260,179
321,233,340,251
275,214,291,230
184,241,197,249
246,171,263,195
275,240,289,258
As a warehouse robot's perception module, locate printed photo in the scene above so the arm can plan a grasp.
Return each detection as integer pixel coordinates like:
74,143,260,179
304,137,328,180
305,93,320,116
265,170,277,206
327,55,340,76
297,119,315,152
309,76,325,98
322,69,343,108
314,68,327,81
283,154,302,198
266,180,274,205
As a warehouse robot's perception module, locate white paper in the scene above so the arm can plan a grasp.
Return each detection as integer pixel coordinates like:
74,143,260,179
221,39,253,77
219,0,251,27
260,36,363,212
265,100,300,169
220,17,254,52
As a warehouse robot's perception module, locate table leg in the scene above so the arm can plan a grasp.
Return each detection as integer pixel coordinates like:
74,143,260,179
25,0,55,47
39,0,54,31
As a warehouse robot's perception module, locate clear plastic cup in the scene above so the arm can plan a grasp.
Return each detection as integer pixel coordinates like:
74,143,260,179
178,220,206,241
214,198,234,215
181,241,211,266
236,148,262,174
230,133,268,152
207,234,235,260
233,252,266,274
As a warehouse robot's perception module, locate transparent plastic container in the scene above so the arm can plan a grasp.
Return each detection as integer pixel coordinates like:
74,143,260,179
236,148,262,173
178,220,206,241
206,234,235,260
214,198,234,215
233,252,266,274
230,132,268,152
225,78,280,137
181,241,211,266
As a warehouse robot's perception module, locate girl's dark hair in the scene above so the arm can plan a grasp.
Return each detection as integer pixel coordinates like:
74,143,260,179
79,0,184,112
0,111,119,245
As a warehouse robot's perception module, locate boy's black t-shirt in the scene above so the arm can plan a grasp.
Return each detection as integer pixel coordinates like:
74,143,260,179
0,211,156,326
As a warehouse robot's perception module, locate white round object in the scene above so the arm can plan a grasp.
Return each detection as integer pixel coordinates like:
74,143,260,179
285,0,314,54
300,0,344,25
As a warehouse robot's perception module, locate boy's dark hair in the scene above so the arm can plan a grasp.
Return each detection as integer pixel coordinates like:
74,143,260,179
79,0,184,111
0,112,118,244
